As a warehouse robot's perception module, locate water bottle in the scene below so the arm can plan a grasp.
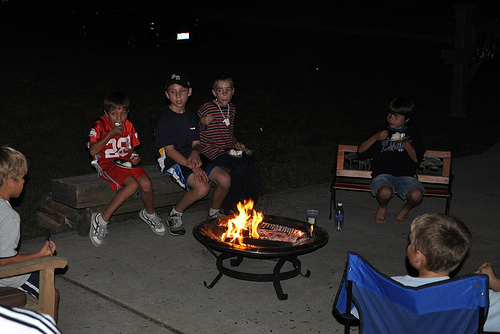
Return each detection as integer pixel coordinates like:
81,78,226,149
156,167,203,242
335,203,344,232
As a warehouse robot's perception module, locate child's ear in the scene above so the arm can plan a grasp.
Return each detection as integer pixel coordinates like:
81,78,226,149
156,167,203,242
164,91,170,100
212,89,217,98
188,88,192,97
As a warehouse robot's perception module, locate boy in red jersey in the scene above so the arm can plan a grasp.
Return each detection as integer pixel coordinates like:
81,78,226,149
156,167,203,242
198,73,260,214
87,92,166,247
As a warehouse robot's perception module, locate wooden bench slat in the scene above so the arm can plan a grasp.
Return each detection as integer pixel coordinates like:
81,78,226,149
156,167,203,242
330,145,453,219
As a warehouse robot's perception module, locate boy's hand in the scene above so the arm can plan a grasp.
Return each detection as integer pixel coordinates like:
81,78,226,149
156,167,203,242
234,142,246,151
187,151,202,169
192,167,209,183
130,153,140,165
201,115,214,125
41,240,56,256
377,130,388,141
111,123,124,136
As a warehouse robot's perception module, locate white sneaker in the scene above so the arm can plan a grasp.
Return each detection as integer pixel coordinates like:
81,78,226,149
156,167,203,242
139,209,167,236
90,213,108,247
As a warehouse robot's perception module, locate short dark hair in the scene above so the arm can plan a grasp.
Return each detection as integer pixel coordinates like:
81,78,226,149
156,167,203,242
411,213,472,273
387,97,414,121
104,91,130,112
212,73,234,90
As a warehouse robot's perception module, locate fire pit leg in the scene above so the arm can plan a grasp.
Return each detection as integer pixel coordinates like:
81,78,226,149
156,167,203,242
203,253,234,289
202,252,312,300
273,257,289,300
203,272,223,289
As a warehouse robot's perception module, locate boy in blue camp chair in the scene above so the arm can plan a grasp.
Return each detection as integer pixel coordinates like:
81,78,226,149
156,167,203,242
348,213,500,332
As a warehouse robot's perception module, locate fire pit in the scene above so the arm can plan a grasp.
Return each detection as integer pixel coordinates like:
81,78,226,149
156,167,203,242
193,201,329,300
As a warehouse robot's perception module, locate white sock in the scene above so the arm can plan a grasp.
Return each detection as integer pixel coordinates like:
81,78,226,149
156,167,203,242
171,208,182,216
98,214,108,226
209,208,220,216
145,211,156,218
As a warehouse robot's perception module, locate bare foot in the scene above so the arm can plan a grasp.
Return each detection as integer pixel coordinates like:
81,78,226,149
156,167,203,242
375,206,387,223
394,207,409,224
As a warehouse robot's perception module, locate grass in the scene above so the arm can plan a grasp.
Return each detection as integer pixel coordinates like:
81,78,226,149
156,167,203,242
1,8,499,239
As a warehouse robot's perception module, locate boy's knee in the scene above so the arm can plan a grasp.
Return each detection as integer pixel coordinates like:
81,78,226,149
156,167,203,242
123,179,140,194
377,186,393,199
192,182,210,198
407,189,423,202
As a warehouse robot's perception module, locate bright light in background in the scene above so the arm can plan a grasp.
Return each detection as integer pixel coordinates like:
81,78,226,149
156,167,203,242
177,32,190,40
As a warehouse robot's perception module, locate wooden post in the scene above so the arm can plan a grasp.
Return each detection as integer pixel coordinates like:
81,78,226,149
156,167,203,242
442,3,499,117
450,3,475,117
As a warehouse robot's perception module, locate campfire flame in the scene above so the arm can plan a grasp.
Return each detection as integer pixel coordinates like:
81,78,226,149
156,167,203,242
220,200,263,246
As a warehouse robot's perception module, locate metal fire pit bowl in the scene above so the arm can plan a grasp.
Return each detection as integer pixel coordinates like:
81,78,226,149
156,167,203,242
193,215,329,300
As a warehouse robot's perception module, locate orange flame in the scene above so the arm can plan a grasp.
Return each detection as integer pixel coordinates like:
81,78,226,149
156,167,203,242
220,200,263,245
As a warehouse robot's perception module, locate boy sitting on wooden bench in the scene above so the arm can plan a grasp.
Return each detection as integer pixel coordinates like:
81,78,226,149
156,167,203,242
357,97,425,224
87,92,167,247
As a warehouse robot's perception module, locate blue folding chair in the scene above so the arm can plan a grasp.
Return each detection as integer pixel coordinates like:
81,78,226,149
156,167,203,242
333,252,489,334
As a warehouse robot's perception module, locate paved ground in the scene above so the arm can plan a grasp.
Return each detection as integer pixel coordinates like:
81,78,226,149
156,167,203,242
17,141,500,333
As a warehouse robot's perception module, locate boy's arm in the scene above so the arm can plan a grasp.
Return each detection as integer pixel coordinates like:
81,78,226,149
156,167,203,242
164,143,208,183
402,139,418,163
0,241,55,265
89,126,122,156
187,142,203,169
164,141,202,169
358,130,388,153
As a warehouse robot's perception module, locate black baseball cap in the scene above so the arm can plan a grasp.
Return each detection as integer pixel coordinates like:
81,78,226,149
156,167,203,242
165,73,191,89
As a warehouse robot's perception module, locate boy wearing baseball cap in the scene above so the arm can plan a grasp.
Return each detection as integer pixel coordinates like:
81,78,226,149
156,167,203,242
154,73,230,235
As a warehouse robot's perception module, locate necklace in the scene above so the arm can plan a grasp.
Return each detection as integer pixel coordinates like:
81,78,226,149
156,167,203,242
216,101,230,126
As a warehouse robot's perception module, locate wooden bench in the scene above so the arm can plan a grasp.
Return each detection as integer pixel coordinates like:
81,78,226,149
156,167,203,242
37,165,214,236
329,144,453,219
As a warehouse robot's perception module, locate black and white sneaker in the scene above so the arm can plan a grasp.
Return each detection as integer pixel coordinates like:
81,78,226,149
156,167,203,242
166,212,186,236
207,210,226,220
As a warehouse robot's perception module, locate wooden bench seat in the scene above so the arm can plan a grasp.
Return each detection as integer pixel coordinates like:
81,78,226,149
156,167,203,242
329,144,453,219
37,165,213,236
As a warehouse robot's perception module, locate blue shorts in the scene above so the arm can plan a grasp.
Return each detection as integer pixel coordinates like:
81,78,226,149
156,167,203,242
370,174,425,200
19,272,39,299
163,155,216,191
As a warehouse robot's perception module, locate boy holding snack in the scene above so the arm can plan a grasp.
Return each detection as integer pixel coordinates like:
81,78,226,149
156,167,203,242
87,91,166,247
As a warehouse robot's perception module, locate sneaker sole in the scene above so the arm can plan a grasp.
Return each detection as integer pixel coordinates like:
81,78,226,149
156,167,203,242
168,229,186,236
139,210,167,236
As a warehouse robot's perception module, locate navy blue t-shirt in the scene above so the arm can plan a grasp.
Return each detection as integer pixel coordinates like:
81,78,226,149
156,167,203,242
154,107,200,171
359,125,425,178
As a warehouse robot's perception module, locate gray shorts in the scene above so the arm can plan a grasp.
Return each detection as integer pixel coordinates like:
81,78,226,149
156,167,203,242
370,174,425,200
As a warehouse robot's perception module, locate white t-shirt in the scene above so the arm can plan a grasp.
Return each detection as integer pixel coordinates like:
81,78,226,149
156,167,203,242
0,200,30,288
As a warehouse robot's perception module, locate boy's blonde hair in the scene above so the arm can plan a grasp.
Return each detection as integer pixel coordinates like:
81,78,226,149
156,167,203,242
0,146,28,186
410,213,471,273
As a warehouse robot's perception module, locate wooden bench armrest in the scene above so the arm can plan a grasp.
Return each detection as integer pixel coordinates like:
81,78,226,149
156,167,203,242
0,256,67,318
